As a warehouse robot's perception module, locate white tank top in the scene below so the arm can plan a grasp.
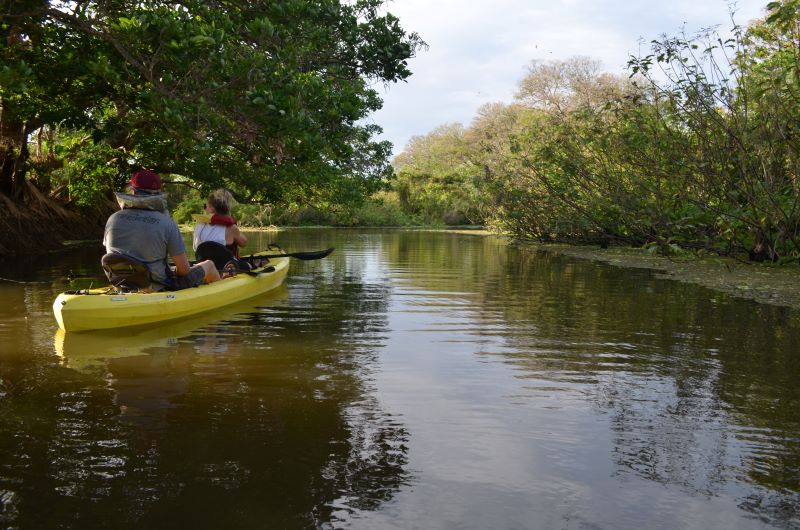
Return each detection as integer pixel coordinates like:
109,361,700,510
193,223,226,251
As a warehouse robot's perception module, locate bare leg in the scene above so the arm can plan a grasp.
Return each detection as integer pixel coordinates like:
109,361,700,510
197,260,221,283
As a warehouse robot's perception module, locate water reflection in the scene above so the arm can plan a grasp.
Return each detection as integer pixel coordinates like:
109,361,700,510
53,289,291,372
2,230,800,528
459,246,800,528
1,240,410,528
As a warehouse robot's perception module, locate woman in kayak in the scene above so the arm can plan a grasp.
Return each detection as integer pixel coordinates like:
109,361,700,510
193,189,248,257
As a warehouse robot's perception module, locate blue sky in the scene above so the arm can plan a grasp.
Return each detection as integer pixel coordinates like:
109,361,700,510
372,0,769,157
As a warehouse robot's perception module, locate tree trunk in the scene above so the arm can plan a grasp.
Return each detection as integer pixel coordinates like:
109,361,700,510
0,115,29,199
749,229,778,262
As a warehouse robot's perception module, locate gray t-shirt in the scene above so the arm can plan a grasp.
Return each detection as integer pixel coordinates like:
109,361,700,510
103,208,186,286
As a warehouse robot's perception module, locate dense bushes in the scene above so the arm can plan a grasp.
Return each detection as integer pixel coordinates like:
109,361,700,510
392,2,800,262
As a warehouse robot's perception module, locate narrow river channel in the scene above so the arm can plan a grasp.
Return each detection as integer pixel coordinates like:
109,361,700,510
1,229,798,529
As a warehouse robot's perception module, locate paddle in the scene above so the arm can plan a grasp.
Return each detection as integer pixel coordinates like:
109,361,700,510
212,247,333,278
183,246,333,272
244,247,335,261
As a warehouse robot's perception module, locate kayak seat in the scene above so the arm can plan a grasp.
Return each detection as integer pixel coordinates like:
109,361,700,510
195,241,250,271
101,252,152,292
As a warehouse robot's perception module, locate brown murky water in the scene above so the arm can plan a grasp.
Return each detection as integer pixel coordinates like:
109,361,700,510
0,229,798,529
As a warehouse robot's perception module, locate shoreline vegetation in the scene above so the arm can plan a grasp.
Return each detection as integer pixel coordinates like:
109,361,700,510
389,5,800,266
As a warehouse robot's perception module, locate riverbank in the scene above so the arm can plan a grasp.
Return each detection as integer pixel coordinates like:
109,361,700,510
0,186,112,260
526,242,800,311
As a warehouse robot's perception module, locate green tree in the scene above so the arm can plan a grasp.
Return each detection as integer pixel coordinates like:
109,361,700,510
393,123,484,225
0,0,423,206
628,2,800,260
497,57,640,244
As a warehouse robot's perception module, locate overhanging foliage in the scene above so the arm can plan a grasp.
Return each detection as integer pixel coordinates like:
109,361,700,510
0,0,423,205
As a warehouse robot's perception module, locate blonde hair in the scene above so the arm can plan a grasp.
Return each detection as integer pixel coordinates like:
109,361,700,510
207,189,233,215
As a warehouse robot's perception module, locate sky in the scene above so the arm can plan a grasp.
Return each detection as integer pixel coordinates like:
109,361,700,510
371,0,770,157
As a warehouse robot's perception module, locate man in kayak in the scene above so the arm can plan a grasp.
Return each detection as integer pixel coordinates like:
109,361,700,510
104,169,220,291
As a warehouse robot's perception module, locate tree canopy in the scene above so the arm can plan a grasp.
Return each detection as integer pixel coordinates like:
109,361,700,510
0,0,423,205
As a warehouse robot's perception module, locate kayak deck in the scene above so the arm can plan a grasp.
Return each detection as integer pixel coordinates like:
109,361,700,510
53,255,289,332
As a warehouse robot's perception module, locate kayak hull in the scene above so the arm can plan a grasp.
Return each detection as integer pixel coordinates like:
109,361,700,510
53,256,289,332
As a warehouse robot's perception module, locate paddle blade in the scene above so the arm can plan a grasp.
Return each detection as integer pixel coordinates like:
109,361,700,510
248,247,335,261
290,247,335,260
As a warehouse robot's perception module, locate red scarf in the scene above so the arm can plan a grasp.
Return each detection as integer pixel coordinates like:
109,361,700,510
210,214,237,226
209,214,239,257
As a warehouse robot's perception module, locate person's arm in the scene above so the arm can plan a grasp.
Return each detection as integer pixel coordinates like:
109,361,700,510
227,225,247,247
166,219,190,273
171,252,192,276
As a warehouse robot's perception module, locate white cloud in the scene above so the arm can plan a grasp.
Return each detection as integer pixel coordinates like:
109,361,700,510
372,0,768,155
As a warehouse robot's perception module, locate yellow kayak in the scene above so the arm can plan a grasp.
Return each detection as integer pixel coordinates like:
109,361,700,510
53,254,289,332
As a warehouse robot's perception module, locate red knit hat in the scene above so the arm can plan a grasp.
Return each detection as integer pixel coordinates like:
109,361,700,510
130,170,162,191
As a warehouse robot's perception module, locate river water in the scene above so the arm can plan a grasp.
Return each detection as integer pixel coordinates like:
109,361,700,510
0,229,798,529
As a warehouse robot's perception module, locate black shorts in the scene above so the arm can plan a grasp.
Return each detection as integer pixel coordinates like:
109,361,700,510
169,265,205,290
